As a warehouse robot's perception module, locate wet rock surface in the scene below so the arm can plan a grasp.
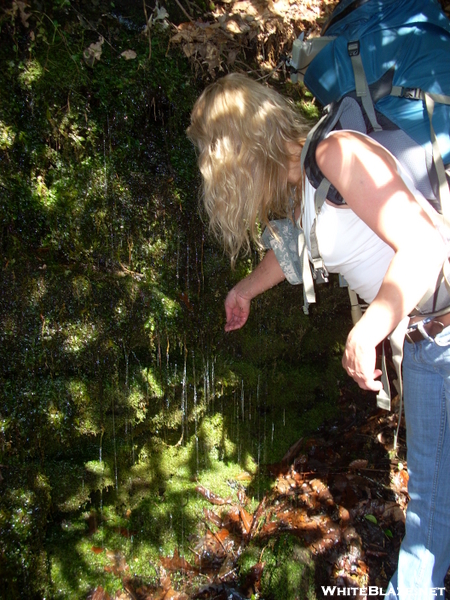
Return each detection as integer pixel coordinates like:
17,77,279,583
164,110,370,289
90,385,440,599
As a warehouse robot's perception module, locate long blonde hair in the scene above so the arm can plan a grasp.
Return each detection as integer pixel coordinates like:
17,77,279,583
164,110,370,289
187,73,310,265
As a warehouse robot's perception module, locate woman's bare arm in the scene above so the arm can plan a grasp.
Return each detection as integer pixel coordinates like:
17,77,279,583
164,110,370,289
316,131,447,390
225,249,286,331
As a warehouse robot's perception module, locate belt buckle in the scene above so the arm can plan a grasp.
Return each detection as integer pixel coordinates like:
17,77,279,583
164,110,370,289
406,318,445,343
428,319,445,338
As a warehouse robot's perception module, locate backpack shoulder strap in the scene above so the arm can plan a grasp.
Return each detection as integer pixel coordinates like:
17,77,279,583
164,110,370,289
321,0,371,35
347,40,381,132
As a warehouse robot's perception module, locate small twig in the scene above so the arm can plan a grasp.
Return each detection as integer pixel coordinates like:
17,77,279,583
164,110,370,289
219,566,239,581
70,7,116,52
255,61,286,82
173,0,195,23
142,0,152,60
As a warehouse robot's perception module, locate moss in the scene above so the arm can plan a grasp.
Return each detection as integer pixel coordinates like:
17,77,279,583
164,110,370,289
239,534,318,600
0,2,352,597
0,468,51,600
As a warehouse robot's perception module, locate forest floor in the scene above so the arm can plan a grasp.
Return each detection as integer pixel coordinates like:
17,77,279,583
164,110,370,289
88,384,414,599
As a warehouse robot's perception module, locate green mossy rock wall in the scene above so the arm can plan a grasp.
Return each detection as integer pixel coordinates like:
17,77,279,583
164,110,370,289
0,2,352,597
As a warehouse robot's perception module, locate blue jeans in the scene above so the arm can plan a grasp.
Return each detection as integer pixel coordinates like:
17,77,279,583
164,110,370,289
386,327,450,599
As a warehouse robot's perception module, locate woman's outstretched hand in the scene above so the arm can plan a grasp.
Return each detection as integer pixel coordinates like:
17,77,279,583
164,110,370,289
223,249,286,332
342,325,383,392
224,287,251,331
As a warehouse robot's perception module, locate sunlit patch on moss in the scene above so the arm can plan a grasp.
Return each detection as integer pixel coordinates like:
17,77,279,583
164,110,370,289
239,534,317,600
18,59,43,87
72,275,92,300
29,274,47,304
0,120,16,149
63,322,99,354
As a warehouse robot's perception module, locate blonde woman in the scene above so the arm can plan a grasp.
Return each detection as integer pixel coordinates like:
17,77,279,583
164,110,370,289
188,73,450,598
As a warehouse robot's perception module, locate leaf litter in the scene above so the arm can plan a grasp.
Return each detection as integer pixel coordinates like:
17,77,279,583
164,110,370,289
170,0,339,76
87,384,420,598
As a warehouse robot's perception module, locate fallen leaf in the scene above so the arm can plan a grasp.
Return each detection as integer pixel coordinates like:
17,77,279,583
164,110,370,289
365,514,378,525
195,485,232,505
203,507,222,528
239,507,252,534
89,587,111,600
83,36,104,67
235,471,252,481
104,550,129,575
160,549,198,573
349,459,369,470
121,50,137,60
117,526,137,538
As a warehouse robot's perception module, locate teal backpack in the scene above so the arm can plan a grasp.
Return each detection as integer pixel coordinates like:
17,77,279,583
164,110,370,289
299,0,450,207
283,0,450,427
287,0,450,313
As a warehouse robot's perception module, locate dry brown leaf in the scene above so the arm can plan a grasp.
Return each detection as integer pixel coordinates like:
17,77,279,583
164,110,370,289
121,50,137,60
160,549,198,573
83,37,104,67
239,507,253,534
203,507,223,528
89,587,111,600
195,485,232,505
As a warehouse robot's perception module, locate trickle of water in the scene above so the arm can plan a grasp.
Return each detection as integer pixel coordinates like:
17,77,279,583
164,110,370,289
234,390,241,463
99,427,105,540
112,393,118,492
99,427,103,464
181,344,187,444
176,234,180,282
192,350,199,474
186,241,190,295
211,356,215,413
241,380,245,422
204,354,210,408
257,442,261,500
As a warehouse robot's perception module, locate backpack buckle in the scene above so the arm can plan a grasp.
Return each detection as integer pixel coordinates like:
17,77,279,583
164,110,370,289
347,40,360,57
402,87,423,100
311,261,329,284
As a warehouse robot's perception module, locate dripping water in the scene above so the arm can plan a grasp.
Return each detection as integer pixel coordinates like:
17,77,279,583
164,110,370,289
176,233,180,283
181,343,187,445
112,392,118,492
211,355,215,413
192,350,199,474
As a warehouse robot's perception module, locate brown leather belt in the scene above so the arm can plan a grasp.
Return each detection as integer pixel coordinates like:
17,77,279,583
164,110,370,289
406,319,446,343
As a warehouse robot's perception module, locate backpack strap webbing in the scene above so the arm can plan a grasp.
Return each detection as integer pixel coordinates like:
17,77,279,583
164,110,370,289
390,86,450,220
424,93,450,221
348,40,382,132
309,177,331,283
298,229,316,314
299,120,333,314
376,317,409,450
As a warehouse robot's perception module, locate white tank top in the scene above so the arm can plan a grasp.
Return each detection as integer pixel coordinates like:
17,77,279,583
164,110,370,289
303,142,435,304
315,199,394,303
